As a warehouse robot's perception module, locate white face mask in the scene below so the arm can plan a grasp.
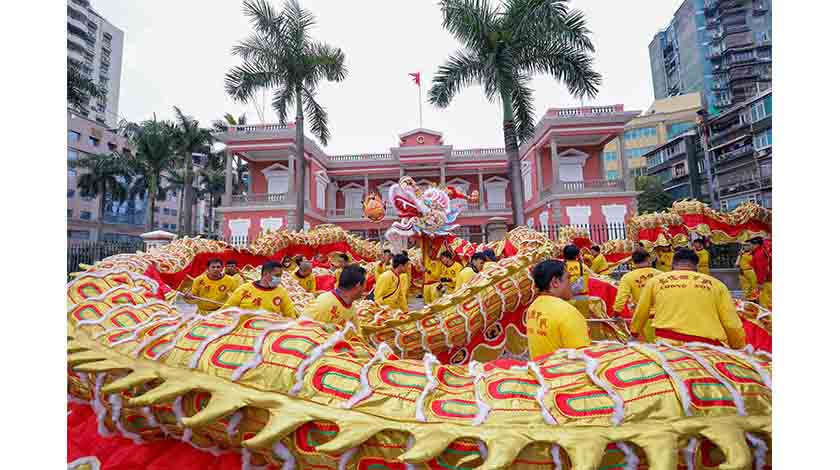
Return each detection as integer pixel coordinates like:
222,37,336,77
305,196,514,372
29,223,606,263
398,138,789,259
270,275,282,287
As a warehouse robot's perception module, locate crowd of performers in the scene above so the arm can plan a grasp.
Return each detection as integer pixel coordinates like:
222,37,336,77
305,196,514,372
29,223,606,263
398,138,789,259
181,234,771,363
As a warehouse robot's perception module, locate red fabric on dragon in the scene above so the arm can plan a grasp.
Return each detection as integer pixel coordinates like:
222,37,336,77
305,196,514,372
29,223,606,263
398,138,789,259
68,403,242,470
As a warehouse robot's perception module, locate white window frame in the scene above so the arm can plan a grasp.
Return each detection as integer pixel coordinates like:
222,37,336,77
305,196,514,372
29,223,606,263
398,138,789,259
340,183,365,216
601,204,627,240
483,176,509,210
447,177,471,209
315,173,328,210
566,205,591,228
260,217,284,232
521,161,533,201
262,163,290,195
228,218,251,247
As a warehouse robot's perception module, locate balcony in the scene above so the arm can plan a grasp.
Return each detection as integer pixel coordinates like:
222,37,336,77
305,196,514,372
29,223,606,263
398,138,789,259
546,105,625,118
231,193,289,206
225,123,293,134
707,49,722,60
715,144,754,163
450,147,506,160
540,179,627,198
327,152,393,163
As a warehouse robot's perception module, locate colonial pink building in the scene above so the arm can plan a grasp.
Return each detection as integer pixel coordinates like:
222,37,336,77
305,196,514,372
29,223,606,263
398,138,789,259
214,105,641,242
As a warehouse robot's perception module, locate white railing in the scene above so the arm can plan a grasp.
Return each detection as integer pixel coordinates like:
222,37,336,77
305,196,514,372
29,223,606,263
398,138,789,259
231,193,289,206
226,123,291,133
450,148,507,159
327,152,393,162
547,105,624,118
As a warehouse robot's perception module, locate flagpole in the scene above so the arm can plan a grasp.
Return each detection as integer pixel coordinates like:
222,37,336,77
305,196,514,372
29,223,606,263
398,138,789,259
418,82,423,128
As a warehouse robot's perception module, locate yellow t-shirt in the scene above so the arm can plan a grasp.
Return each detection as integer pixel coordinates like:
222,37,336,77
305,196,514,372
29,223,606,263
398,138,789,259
739,252,754,271
526,295,591,360
565,260,588,294
424,259,442,283
222,282,297,318
374,270,404,311
375,261,391,278
228,273,246,288
189,273,240,312
302,291,356,327
612,267,660,313
455,266,477,290
696,249,711,275
293,271,316,293
438,262,463,290
631,270,745,348
399,272,410,312
590,254,609,275
656,251,673,272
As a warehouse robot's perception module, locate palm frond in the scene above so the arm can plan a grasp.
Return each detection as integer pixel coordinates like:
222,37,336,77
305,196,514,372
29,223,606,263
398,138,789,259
518,41,601,99
242,0,286,42
508,73,536,142
428,49,486,107
271,85,295,125
307,42,348,83
439,0,499,52
224,61,283,103
302,88,330,146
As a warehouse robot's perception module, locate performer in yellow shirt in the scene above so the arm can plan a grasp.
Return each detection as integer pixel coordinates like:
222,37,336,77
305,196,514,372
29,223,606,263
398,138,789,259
589,245,609,275
293,261,316,293
333,253,349,287
224,259,246,287
422,257,442,304
455,252,487,290
631,248,746,348
374,249,393,278
562,245,588,295
612,251,660,314
736,245,758,301
432,252,463,301
281,255,297,274
222,261,297,318
654,245,674,272
303,265,367,327
374,253,411,311
693,239,711,275
526,260,591,360
185,258,240,313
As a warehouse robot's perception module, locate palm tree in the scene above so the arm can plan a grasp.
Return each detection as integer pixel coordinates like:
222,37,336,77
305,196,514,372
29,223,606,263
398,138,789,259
70,152,131,241
429,0,601,225
68,59,105,112
125,117,179,231
212,112,247,132
173,106,213,237
225,0,348,230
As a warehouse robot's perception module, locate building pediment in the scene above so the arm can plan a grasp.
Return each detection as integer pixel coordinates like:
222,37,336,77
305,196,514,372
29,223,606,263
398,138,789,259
398,128,444,146
556,148,590,164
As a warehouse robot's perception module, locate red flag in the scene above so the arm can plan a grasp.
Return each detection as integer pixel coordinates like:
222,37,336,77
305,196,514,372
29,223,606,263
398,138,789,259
409,72,420,86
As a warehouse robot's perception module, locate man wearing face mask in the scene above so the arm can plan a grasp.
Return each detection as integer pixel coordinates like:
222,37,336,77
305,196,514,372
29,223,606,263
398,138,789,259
222,261,297,318
526,260,591,360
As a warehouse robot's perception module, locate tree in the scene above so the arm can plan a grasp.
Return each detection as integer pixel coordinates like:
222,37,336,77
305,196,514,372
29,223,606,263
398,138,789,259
68,60,105,112
225,0,348,230
125,117,179,231
429,0,601,225
173,106,213,237
635,176,674,214
212,112,247,132
70,152,131,241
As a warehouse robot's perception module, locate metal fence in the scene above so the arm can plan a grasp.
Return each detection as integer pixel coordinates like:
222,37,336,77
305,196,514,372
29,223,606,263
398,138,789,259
67,241,145,275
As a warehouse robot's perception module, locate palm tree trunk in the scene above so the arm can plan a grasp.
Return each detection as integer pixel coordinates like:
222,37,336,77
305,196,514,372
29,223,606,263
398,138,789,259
146,176,158,232
183,153,194,236
501,92,526,226
96,181,106,242
294,87,306,231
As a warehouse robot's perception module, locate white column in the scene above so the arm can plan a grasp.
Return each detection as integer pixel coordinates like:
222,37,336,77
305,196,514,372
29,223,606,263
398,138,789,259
364,174,369,195
534,149,543,195
550,139,559,184
440,167,446,187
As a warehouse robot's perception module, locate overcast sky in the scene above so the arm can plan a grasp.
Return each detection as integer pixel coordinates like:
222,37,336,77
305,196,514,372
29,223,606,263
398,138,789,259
94,0,685,155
